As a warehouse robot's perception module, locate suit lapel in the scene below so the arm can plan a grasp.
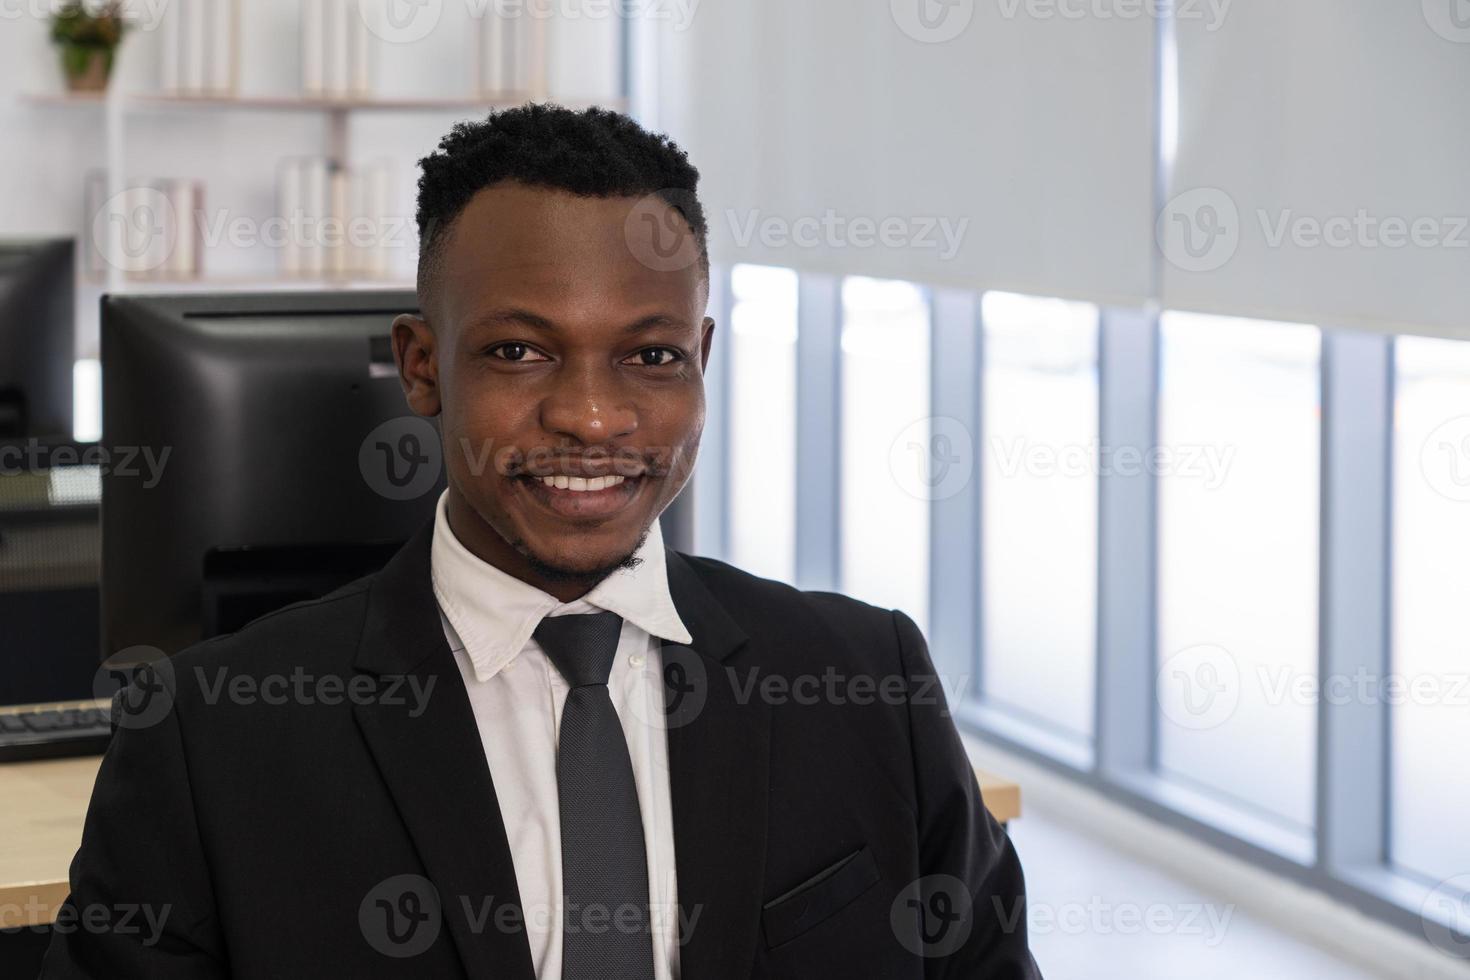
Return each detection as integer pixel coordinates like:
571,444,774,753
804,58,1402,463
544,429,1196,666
352,524,536,980
662,550,772,973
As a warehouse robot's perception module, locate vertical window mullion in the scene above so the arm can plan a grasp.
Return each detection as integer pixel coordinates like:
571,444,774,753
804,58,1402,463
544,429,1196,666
928,288,983,695
1095,306,1160,779
795,273,842,593
1317,329,1392,874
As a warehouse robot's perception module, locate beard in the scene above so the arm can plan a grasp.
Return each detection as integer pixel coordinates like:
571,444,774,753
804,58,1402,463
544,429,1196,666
510,525,649,589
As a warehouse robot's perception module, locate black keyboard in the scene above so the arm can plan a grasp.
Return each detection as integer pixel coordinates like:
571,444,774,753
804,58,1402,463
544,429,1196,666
0,700,113,762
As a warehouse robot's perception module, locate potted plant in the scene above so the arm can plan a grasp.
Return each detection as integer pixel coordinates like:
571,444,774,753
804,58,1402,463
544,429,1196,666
50,1,129,93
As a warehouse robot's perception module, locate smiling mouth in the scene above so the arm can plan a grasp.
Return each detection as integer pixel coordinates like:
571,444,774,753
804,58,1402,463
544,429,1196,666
514,472,645,520
529,474,629,492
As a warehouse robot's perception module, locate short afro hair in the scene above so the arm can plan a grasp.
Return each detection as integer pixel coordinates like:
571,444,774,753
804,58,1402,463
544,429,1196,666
413,102,709,308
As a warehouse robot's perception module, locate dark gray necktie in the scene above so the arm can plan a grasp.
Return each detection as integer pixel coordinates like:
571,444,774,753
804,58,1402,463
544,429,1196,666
533,610,656,980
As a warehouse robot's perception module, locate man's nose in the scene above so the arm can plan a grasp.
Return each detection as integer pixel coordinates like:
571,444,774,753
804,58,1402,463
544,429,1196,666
538,367,639,445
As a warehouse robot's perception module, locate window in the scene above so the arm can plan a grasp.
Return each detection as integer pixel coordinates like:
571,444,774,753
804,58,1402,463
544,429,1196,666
979,291,1099,744
74,358,102,443
725,264,800,584
1391,335,1470,884
839,277,931,635
1155,312,1321,834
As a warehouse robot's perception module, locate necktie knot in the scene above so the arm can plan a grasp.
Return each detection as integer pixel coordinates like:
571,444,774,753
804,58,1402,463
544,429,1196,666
533,610,624,688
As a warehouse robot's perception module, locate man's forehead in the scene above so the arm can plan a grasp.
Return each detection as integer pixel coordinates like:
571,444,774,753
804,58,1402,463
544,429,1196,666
445,186,623,259
435,184,706,324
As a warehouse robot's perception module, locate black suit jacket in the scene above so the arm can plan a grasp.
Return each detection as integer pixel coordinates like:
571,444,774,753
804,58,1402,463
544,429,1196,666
43,525,1041,978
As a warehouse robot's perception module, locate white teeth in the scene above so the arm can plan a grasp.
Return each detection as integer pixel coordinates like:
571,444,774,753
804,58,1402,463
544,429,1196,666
537,474,627,492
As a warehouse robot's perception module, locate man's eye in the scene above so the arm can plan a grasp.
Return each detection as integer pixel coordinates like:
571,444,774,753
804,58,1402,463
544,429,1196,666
626,347,682,367
488,342,549,362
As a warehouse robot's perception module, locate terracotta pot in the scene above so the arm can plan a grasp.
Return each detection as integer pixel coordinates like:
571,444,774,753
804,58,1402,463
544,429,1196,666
59,45,114,93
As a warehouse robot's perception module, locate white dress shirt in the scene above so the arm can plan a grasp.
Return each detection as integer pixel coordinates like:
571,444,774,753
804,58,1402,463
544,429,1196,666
429,490,693,980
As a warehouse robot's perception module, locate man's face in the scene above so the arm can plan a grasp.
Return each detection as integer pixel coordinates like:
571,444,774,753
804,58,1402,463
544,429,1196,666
393,182,713,587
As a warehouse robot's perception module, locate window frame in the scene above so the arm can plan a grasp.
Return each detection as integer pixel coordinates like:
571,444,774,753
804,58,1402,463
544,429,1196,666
695,267,1466,941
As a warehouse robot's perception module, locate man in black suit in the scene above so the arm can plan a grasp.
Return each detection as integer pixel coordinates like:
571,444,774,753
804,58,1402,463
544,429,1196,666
44,105,1041,978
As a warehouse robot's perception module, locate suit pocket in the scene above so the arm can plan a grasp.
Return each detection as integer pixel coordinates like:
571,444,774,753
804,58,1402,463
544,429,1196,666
761,846,881,949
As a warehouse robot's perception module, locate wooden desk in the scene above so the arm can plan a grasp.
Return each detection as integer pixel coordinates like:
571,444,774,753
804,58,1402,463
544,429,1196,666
978,768,1022,825
0,755,100,928
0,755,1021,929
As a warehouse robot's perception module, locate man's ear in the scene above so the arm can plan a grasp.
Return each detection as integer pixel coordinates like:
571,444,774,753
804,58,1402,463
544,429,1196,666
699,316,716,374
391,313,441,417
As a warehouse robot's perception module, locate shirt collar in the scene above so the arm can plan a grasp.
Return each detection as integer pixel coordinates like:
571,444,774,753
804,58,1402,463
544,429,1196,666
429,490,694,684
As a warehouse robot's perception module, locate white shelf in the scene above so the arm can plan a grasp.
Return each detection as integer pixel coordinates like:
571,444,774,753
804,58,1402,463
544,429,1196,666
135,91,531,112
22,91,626,113
21,91,106,106
25,9,625,400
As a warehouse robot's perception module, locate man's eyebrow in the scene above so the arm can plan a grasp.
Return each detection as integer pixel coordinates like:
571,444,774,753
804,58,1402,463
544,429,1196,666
462,307,558,333
463,308,689,336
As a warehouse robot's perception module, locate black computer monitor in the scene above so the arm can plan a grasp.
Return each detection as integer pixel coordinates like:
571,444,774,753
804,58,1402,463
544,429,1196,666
0,238,75,440
101,290,445,658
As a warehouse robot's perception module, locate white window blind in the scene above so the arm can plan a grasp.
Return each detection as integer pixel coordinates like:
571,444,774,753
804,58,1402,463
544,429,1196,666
1161,1,1470,336
656,0,1156,306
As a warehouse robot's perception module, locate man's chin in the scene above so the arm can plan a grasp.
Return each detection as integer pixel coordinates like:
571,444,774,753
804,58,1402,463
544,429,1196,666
512,533,648,588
